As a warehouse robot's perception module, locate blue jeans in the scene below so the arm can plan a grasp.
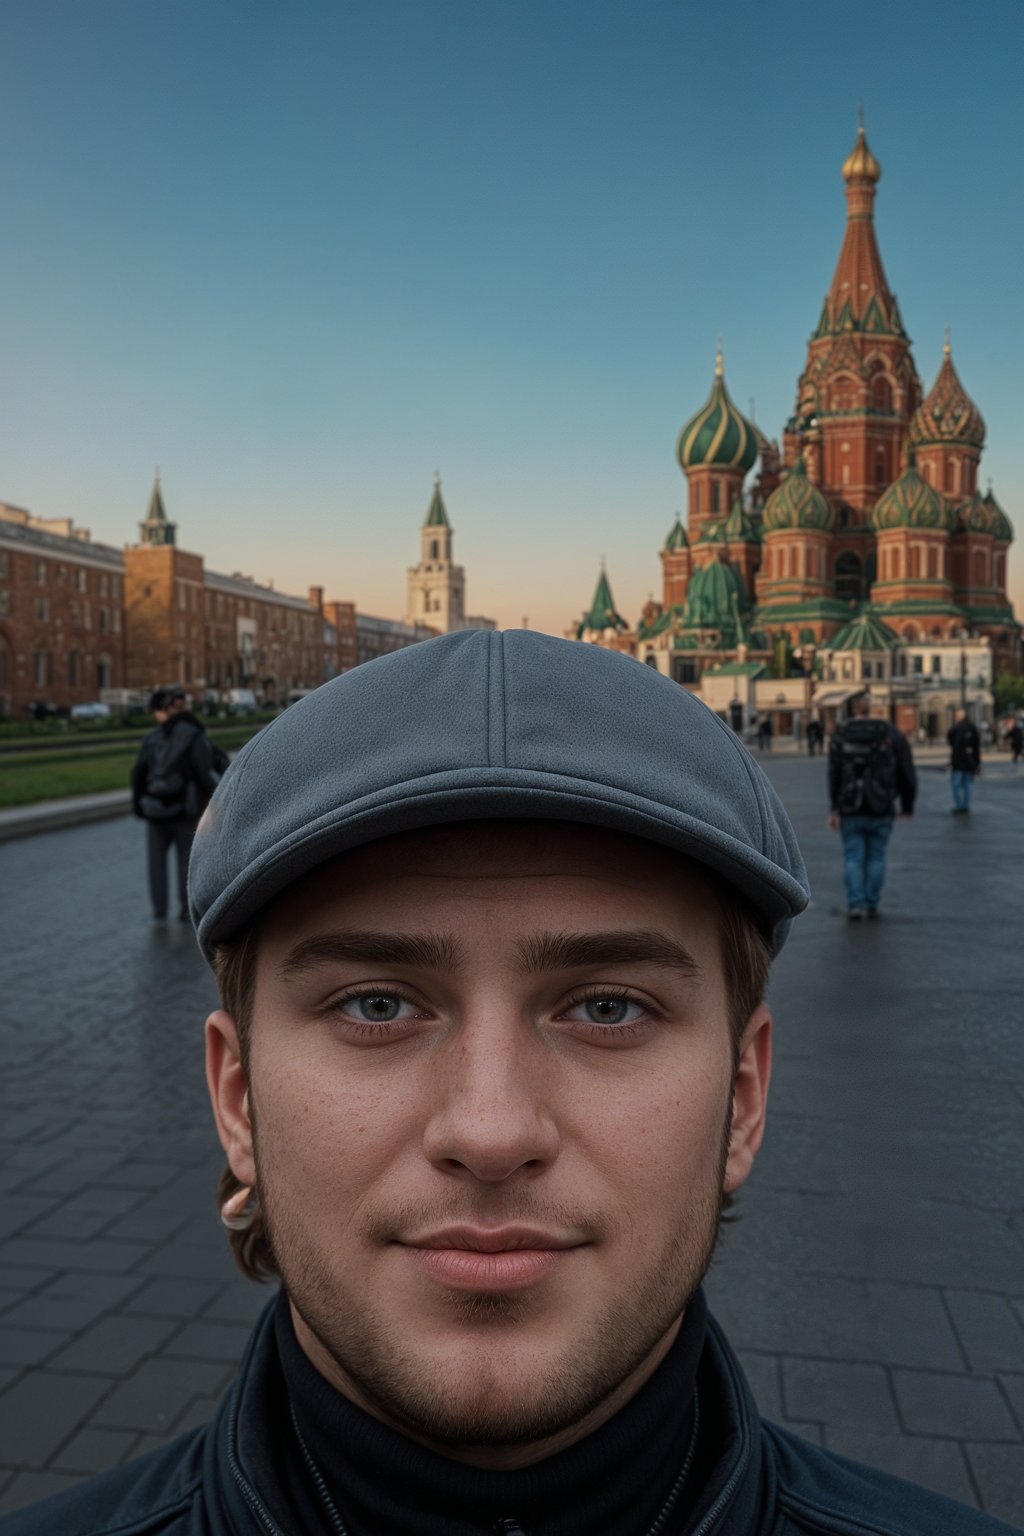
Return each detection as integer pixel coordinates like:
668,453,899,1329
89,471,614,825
951,769,974,810
840,815,894,911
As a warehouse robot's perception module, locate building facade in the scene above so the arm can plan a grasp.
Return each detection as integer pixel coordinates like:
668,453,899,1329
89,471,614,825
574,125,1019,733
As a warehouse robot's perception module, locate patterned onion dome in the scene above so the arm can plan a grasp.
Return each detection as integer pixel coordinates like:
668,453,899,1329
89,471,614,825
870,455,956,532
842,124,882,184
956,491,993,535
664,515,688,551
762,458,837,533
677,350,758,474
909,341,985,449
685,558,747,630
984,489,1014,544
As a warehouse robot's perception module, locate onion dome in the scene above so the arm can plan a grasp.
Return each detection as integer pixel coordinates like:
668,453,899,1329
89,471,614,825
695,520,726,545
842,124,882,184
909,339,985,449
677,348,758,474
870,454,956,532
762,458,837,533
684,558,748,630
956,490,993,535
828,608,899,651
984,488,1014,544
664,515,688,551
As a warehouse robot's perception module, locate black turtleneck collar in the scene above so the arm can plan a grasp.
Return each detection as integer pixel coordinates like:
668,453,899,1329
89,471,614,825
269,1286,708,1536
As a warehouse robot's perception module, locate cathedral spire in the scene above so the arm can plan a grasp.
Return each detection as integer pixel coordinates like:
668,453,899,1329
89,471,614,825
139,471,177,547
824,121,895,334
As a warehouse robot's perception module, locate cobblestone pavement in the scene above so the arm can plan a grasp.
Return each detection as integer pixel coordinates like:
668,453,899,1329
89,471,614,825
1,755,1022,1524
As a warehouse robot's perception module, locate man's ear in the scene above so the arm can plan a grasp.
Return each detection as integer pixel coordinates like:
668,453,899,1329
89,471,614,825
206,1010,255,1187
724,1004,772,1194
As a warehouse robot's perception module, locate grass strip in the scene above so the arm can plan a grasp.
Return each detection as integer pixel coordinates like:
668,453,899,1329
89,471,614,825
0,725,265,807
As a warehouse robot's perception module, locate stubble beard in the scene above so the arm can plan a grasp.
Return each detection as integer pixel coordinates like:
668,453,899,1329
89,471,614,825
253,1113,730,1451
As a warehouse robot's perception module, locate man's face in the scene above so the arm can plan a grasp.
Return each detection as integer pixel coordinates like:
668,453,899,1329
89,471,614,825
207,822,770,1466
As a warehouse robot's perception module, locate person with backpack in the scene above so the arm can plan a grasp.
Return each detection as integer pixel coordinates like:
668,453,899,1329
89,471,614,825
827,694,916,920
947,707,982,814
130,684,226,921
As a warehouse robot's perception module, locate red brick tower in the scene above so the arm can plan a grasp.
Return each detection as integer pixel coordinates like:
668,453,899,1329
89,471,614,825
660,516,691,609
785,122,923,608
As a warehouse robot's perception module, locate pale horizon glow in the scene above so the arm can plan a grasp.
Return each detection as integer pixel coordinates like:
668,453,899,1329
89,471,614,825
0,0,1021,638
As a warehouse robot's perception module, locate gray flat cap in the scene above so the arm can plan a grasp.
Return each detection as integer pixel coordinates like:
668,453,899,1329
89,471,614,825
189,630,809,961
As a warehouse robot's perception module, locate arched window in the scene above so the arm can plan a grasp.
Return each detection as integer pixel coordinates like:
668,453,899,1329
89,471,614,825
974,550,987,587
871,375,893,412
835,552,859,599
693,483,702,515
430,540,439,560
927,546,939,578
909,546,921,579
893,545,904,579
995,554,1006,587
711,481,720,513
945,458,957,494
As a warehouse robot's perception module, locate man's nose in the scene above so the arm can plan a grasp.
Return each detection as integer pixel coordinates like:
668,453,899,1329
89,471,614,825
421,1016,561,1183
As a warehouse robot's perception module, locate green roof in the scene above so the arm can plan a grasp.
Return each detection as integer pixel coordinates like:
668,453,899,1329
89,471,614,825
827,608,900,651
724,497,755,542
577,567,628,638
423,480,450,528
703,661,767,677
763,458,836,533
871,454,955,533
664,516,688,551
676,353,758,475
983,489,1014,544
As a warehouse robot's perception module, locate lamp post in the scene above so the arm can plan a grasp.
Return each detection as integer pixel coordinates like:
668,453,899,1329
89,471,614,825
959,629,968,712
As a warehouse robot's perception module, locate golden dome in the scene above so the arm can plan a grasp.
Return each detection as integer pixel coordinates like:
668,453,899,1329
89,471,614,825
842,125,881,184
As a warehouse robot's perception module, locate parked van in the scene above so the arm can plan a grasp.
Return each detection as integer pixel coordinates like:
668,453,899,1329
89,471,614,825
225,688,258,715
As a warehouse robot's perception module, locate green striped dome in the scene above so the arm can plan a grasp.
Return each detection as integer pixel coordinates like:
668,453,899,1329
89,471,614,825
956,491,993,535
684,559,747,630
762,458,836,533
871,456,955,532
677,353,758,474
664,515,688,551
984,489,1014,544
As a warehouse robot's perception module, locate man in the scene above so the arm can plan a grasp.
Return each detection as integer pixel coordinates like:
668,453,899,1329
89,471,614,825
947,707,982,814
130,684,222,922
7,633,1013,1536
827,693,916,920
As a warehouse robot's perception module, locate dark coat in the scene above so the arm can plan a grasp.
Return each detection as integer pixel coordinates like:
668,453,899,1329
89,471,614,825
1,1301,1016,1536
130,712,221,822
947,719,982,774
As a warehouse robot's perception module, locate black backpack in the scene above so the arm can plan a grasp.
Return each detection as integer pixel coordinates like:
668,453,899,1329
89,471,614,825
835,717,899,816
141,728,191,819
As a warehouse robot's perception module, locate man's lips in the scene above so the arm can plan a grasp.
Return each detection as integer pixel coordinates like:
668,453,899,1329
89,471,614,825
396,1225,586,1292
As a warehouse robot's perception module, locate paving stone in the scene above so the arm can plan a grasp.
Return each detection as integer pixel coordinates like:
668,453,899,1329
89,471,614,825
90,1358,229,1433
0,1195,59,1243
97,1161,181,1192
0,1327,67,1368
202,1279,278,1324
822,1429,976,1506
51,1425,139,1475
163,1320,252,1365
944,1289,1024,1373
781,1359,899,1433
47,1315,178,1375
1000,1374,1024,1432
136,1240,239,1283
964,1443,1024,1527
21,1152,125,1196
103,1207,192,1243
0,1237,149,1274
892,1369,1019,1440
0,1468,85,1516
123,1277,222,1319
0,1371,113,1466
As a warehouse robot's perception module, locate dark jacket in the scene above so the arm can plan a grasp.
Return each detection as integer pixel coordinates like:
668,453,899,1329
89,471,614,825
131,712,221,822
948,719,982,774
828,716,916,817
1,1302,1015,1536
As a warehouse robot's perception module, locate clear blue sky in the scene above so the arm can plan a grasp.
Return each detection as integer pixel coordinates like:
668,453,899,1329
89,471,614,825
1,0,1021,634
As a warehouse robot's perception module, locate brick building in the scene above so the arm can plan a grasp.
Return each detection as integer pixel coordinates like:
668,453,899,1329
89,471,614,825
0,504,126,717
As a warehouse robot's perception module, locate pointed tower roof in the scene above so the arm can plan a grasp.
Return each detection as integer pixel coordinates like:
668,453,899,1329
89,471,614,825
423,474,450,528
577,565,628,638
724,497,756,542
822,122,901,336
984,487,1014,545
676,347,758,474
664,515,688,551
909,338,986,449
139,471,177,547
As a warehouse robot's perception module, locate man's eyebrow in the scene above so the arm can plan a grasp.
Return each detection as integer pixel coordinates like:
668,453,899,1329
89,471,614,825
517,930,703,980
276,932,463,981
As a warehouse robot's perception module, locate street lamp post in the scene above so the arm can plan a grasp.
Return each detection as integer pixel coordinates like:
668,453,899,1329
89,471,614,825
959,629,968,712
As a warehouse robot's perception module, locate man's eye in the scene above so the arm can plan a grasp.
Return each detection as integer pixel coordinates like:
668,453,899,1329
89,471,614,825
566,995,645,1027
334,992,418,1023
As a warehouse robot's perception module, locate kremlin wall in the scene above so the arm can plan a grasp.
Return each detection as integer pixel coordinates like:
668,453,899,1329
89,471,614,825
573,126,1020,736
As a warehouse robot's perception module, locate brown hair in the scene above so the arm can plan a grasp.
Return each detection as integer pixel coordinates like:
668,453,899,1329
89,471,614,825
212,873,771,1282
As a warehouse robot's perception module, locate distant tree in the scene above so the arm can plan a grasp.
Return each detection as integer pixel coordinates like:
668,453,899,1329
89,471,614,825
993,671,1024,717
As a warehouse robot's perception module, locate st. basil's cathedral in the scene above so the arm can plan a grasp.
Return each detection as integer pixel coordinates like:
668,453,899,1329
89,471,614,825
574,125,1019,729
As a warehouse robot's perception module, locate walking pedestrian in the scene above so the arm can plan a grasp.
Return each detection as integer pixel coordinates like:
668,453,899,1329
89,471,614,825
806,717,824,757
757,714,773,751
130,685,222,921
827,694,916,920
947,707,981,814
1008,718,1023,768
6,632,1006,1536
